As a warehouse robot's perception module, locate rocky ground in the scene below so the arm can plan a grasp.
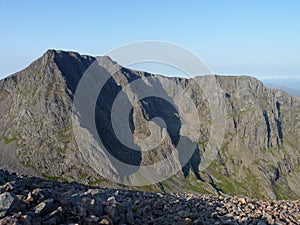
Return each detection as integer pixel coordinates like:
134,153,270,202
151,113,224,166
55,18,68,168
0,170,299,225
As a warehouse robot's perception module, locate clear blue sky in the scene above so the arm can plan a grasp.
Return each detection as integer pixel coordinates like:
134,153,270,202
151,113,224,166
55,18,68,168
0,0,299,79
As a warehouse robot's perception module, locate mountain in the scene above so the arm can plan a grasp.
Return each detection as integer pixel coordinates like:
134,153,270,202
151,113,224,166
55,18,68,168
0,50,300,200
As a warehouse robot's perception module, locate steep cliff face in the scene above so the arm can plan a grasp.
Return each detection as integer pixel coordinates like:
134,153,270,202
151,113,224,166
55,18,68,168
203,76,300,199
0,50,299,199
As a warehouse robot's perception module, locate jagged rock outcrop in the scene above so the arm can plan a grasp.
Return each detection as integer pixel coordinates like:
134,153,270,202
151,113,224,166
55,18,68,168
0,50,299,199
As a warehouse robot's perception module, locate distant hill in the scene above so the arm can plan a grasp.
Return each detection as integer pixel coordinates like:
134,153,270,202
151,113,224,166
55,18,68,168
0,50,300,199
262,78,300,97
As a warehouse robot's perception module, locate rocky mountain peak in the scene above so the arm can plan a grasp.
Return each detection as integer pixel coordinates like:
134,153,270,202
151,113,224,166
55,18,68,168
0,50,299,200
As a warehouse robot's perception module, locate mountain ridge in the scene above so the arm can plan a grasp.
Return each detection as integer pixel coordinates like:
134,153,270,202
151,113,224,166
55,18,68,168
0,50,299,199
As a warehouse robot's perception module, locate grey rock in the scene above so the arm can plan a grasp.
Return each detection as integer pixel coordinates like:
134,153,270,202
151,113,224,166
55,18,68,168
33,198,55,216
0,216,18,225
0,178,5,186
103,206,115,218
85,199,103,217
0,192,20,213
1,183,13,192
125,207,134,224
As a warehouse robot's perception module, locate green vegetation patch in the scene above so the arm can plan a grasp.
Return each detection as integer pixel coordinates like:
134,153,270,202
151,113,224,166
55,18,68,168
207,161,268,199
42,173,68,182
21,161,32,168
3,137,17,144
88,178,106,186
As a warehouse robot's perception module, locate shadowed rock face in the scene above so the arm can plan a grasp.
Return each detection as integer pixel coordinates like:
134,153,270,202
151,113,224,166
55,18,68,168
0,50,299,199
